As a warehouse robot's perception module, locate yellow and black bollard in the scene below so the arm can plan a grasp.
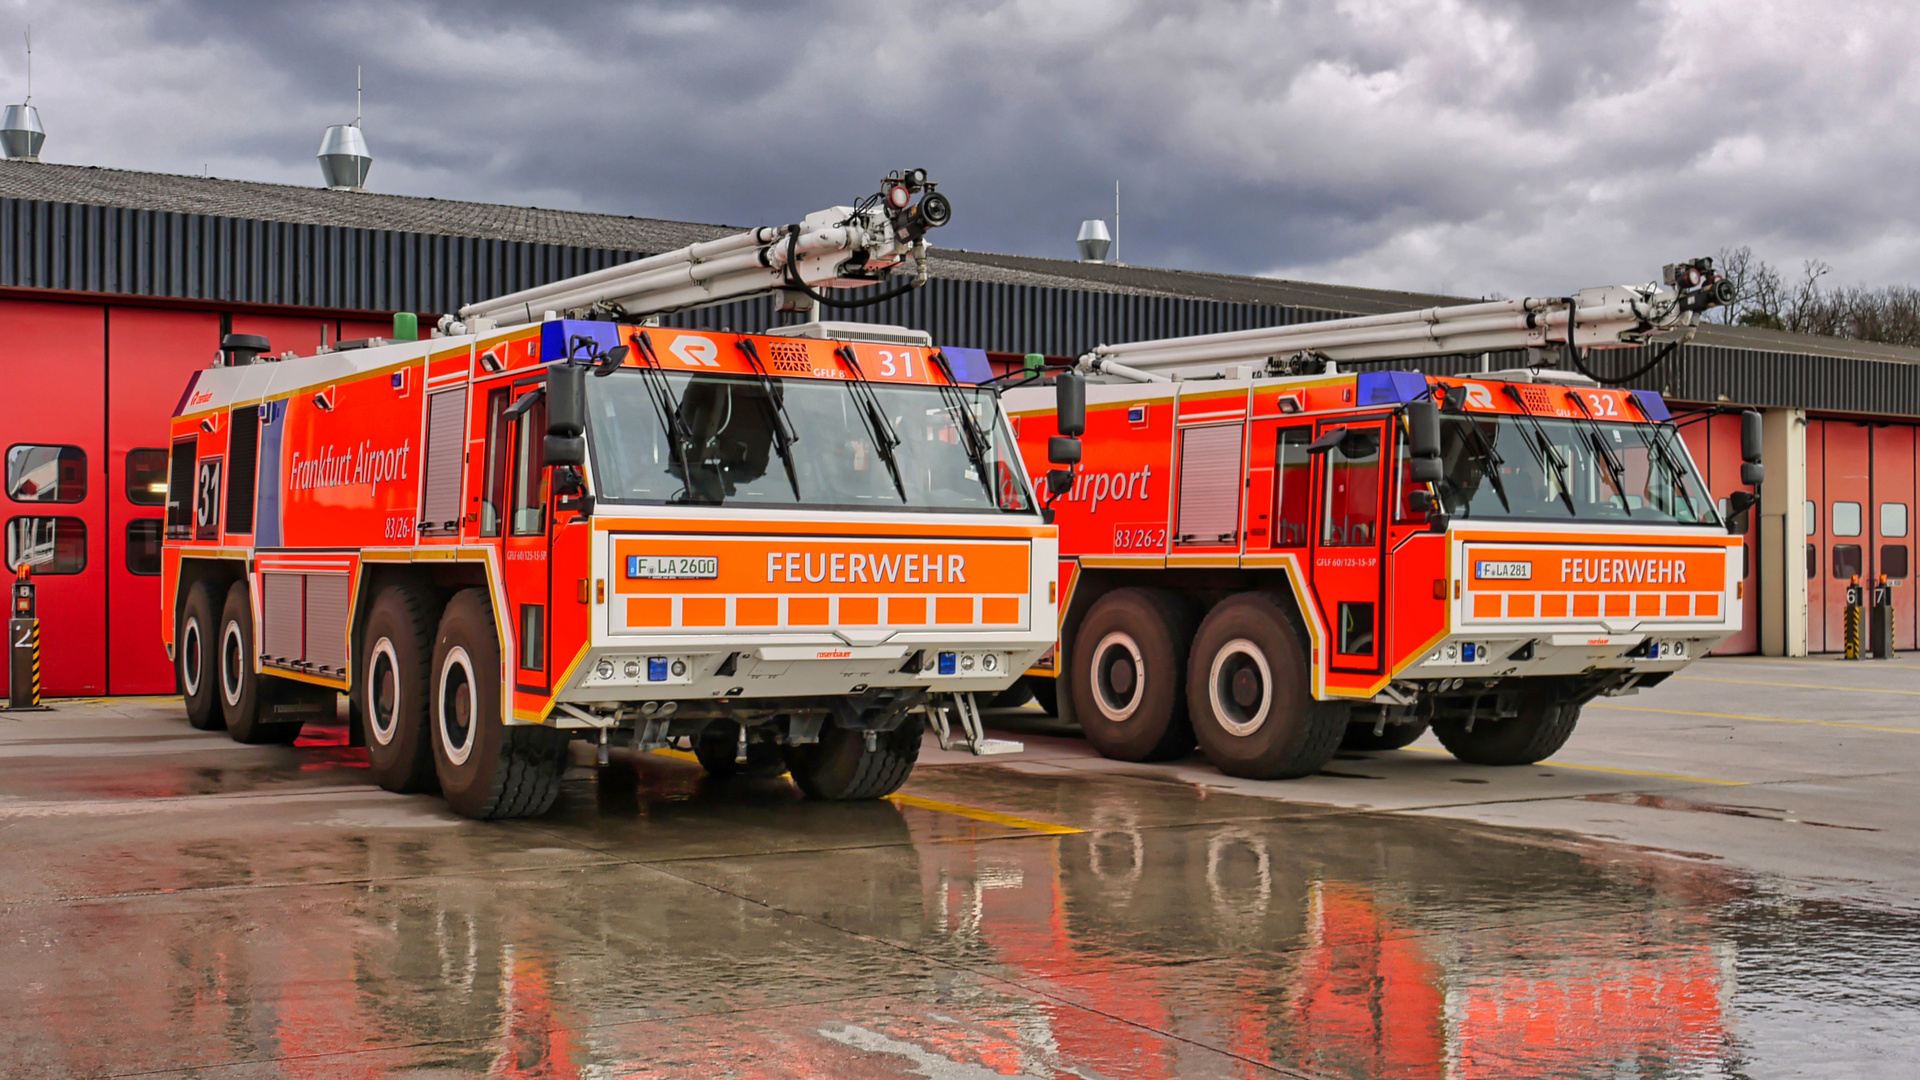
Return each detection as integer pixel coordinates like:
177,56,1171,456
6,563,48,711
1843,575,1865,661
1870,574,1897,660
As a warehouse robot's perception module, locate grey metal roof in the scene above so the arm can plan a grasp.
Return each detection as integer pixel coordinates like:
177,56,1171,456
7,156,1920,405
0,160,735,252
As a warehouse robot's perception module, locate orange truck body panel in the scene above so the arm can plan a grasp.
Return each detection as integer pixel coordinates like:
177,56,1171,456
161,321,1055,726
1008,370,1740,702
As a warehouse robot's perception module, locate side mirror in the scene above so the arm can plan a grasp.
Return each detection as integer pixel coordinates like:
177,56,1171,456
1740,409,1763,464
1306,425,1349,455
593,344,629,377
1407,401,1441,459
551,464,586,496
548,364,586,438
1741,462,1765,487
1409,490,1437,513
1411,457,1443,483
1048,436,1082,465
1727,488,1758,534
544,434,585,468
1055,372,1086,438
1046,469,1074,496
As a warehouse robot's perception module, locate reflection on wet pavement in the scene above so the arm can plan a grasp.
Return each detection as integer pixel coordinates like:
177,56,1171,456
4,707,1919,1079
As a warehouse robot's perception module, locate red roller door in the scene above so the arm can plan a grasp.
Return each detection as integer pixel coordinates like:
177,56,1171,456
1818,422,1872,651
0,299,108,696
106,308,223,694
1868,424,1916,651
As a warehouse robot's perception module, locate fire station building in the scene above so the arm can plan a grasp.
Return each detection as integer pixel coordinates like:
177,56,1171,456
3,159,1915,695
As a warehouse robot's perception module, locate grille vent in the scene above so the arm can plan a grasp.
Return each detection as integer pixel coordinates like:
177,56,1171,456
768,341,812,374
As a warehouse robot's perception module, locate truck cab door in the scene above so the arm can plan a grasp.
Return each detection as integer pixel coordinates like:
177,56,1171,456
1311,415,1389,674
500,382,551,694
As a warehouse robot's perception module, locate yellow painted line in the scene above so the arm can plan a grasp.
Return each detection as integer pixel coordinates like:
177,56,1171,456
1591,702,1920,736
651,748,700,763
1675,675,1920,696
1399,744,1747,786
886,793,1083,835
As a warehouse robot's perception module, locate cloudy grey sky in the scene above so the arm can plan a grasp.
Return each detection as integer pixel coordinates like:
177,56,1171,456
4,0,1915,298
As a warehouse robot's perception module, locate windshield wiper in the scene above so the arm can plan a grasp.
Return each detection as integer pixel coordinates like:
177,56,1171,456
630,331,708,504
733,338,802,500
1500,385,1577,516
1444,410,1511,513
833,345,906,502
1645,423,1707,523
1566,391,1631,515
930,349,999,507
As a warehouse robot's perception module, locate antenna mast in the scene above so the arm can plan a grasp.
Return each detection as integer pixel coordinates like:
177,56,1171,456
1113,180,1120,266
24,26,30,104
354,65,361,128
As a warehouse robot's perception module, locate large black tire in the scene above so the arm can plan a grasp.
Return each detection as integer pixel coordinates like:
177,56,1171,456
430,589,569,819
783,715,922,800
1432,689,1581,766
694,721,788,779
219,581,303,744
1029,676,1058,717
1341,719,1429,751
1185,592,1345,779
987,682,1034,709
179,579,222,731
362,584,438,793
1069,588,1196,762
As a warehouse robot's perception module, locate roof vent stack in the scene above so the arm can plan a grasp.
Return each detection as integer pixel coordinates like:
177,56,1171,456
2,27,44,162
1076,219,1111,264
317,66,371,190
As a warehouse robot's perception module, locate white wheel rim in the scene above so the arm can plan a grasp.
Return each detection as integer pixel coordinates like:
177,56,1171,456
1090,631,1147,723
366,637,402,747
220,618,247,707
1207,638,1273,737
437,646,477,767
180,618,203,698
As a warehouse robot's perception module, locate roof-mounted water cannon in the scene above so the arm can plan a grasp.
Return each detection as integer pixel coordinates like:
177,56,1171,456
1664,256,1736,315
456,169,953,330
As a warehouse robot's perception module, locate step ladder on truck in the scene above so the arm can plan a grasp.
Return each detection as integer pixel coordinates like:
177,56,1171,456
160,171,1078,820
1005,260,1759,780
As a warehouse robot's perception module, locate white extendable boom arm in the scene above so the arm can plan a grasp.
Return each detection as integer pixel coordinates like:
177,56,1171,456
1079,260,1733,382
456,170,950,329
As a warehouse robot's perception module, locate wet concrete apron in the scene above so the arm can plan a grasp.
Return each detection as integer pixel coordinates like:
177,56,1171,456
5,659,1919,1079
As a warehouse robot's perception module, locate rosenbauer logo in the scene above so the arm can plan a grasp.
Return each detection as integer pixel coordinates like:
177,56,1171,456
289,440,413,493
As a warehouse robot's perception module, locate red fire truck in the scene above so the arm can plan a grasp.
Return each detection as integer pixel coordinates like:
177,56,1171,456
1007,260,1757,780
160,172,1063,819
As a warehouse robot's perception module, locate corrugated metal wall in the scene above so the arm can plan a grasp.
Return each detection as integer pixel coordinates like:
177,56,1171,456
0,198,644,313
8,194,1919,416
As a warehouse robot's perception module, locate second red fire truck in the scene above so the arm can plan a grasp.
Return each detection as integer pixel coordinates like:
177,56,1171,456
1008,260,1756,781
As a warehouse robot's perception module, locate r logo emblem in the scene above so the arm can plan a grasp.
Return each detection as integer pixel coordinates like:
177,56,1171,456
668,336,720,367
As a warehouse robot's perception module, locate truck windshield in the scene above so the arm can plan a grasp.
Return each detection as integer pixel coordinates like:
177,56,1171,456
1432,415,1719,527
585,370,1034,513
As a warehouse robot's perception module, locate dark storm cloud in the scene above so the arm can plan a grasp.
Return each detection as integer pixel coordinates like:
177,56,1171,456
4,0,1917,296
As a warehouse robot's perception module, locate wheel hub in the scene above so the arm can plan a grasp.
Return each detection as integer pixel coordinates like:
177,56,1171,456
1208,639,1273,737
1090,632,1148,723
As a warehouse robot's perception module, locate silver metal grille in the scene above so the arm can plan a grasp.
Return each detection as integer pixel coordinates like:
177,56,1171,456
420,387,467,535
1175,424,1244,546
260,573,303,661
304,574,350,673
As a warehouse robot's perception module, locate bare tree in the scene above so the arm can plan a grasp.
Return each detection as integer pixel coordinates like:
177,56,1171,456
1707,248,1920,347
